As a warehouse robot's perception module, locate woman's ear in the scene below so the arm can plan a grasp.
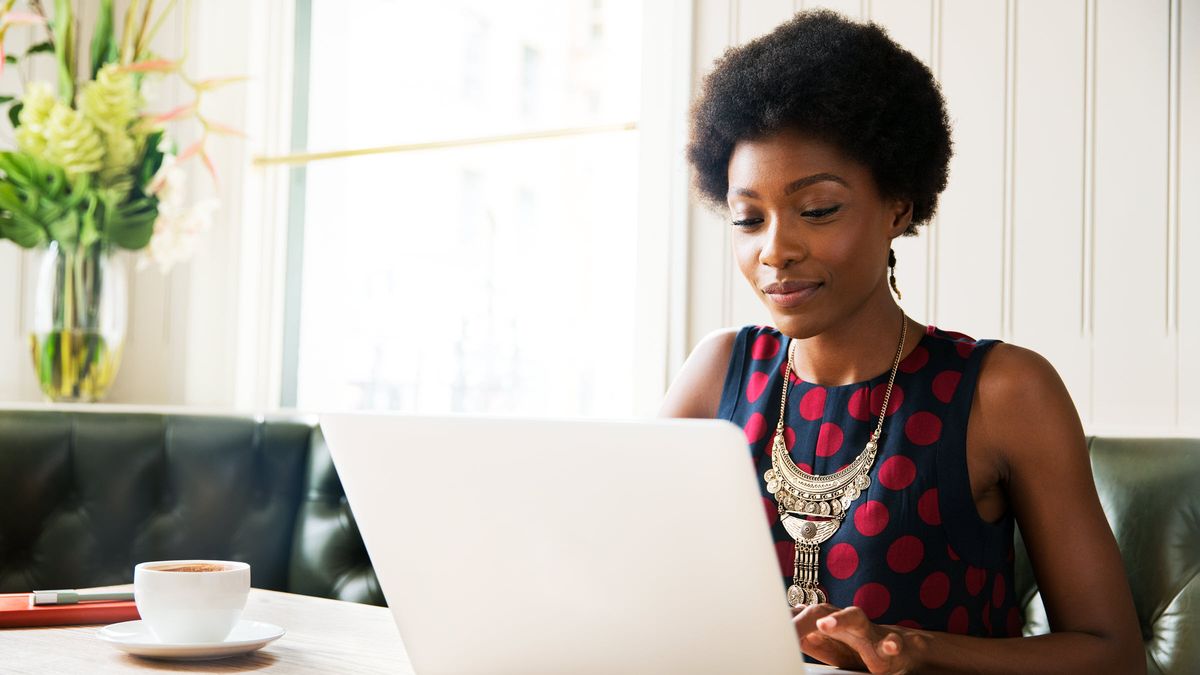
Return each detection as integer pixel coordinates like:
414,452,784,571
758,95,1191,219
888,199,914,238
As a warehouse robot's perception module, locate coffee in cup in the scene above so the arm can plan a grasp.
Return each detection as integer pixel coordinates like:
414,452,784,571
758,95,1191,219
134,560,251,643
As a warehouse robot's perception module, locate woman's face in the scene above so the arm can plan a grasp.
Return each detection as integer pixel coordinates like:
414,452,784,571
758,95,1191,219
726,129,910,338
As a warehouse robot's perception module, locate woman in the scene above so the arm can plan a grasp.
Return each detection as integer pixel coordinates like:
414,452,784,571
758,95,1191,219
660,10,1142,674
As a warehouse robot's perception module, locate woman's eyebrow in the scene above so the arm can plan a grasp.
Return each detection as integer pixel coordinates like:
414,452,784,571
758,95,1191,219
728,173,849,199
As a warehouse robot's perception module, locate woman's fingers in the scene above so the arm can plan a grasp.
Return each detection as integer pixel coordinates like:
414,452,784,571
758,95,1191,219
815,607,909,672
792,604,867,670
790,603,840,637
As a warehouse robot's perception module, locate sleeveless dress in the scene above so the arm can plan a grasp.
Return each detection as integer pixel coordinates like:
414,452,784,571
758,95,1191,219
718,324,1023,637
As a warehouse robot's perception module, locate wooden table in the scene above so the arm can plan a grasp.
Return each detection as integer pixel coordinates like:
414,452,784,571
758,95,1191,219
1,587,410,673
2,587,856,673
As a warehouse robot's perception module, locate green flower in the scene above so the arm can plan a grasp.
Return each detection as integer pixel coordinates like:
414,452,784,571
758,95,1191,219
100,129,139,193
43,102,105,178
80,63,141,135
15,82,58,160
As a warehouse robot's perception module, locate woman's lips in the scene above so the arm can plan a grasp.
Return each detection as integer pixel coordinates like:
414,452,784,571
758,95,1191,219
765,283,823,308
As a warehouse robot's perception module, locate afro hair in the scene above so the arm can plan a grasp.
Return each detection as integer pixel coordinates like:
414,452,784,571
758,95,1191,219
686,9,953,233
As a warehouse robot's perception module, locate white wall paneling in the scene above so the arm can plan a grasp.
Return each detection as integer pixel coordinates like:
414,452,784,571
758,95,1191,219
935,0,1006,340
1091,0,1174,431
1009,0,1091,421
1178,0,1198,432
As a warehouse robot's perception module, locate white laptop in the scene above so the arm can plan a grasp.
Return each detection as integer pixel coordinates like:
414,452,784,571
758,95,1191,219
320,413,810,675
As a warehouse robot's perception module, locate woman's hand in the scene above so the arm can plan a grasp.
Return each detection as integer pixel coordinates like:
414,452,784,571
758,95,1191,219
791,603,926,674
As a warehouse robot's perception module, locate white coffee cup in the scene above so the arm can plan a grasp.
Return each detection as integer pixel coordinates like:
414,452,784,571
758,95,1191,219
133,560,251,644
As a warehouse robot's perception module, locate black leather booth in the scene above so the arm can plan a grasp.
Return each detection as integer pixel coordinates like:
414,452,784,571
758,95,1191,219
0,410,383,605
0,410,1196,673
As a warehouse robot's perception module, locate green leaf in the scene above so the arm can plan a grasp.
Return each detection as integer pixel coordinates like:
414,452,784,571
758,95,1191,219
0,96,14,105
4,56,15,65
89,0,117,80
108,212,156,249
79,195,100,249
0,214,47,248
53,0,76,104
25,42,54,56
8,102,22,129
47,210,80,247
137,129,166,187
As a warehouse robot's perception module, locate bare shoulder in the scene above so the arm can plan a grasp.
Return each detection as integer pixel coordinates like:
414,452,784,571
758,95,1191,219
976,343,1074,415
658,327,743,419
973,342,1086,470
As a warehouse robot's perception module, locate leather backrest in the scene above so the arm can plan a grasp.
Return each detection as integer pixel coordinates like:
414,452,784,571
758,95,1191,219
286,427,383,604
1014,436,1200,675
0,410,382,606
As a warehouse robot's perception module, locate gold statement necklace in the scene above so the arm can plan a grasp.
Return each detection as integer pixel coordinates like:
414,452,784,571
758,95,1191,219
763,313,908,608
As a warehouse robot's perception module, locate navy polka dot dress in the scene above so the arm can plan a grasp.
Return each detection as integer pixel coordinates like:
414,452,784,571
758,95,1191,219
718,324,1023,637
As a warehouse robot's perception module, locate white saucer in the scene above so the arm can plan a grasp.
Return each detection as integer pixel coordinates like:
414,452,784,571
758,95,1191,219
97,619,285,660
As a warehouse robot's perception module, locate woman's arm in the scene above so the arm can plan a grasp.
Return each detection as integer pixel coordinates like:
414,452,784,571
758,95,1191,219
792,344,1145,674
657,328,739,419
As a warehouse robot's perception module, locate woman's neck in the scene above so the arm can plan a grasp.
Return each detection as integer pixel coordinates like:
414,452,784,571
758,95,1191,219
787,285,923,387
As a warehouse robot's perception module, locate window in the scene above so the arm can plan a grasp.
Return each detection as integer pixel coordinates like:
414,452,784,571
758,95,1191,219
284,0,643,416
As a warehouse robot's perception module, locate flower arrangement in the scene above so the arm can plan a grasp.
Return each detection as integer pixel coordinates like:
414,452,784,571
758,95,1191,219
0,0,241,401
0,0,238,268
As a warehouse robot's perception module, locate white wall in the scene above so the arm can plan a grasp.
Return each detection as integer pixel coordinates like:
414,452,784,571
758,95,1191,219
684,0,1199,436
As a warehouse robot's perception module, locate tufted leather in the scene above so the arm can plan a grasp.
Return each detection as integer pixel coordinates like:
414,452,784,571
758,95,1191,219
1014,436,1200,675
0,410,384,606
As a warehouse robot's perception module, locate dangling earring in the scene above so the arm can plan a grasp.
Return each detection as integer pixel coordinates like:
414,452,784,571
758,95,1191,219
888,248,902,300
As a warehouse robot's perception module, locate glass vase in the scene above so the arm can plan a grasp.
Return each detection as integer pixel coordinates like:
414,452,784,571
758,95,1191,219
28,241,128,402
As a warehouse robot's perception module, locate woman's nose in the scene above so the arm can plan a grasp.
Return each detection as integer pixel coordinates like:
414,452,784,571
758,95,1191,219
758,217,804,269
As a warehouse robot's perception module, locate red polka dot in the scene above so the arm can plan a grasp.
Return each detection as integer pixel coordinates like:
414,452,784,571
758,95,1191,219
982,601,993,634
870,383,904,416
965,566,987,596
752,333,780,360
847,386,872,421
956,342,975,358
947,606,969,634
947,544,960,561
853,583,890,620
763,497,778,526
920,572,950,609
897,619,922,629
905,411,942,446
744,413,768,444
887,535,924,573
775,540,794,576
746,371,770,403
796,462,813,474
784,426,796,451
931,370,961,404
1007,607,1024,636
993,573,1006,608
899,345,929,373
878,455,917,490
827,543,859,579
799,387,827,420
814,422,844,457
917,488,941,525
854,500,889,536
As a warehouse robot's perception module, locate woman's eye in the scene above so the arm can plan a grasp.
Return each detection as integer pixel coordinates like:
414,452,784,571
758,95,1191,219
731,217,764,228
802,205,841,219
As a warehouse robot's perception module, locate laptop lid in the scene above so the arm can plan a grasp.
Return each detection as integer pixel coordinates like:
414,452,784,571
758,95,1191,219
320,413,807,675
